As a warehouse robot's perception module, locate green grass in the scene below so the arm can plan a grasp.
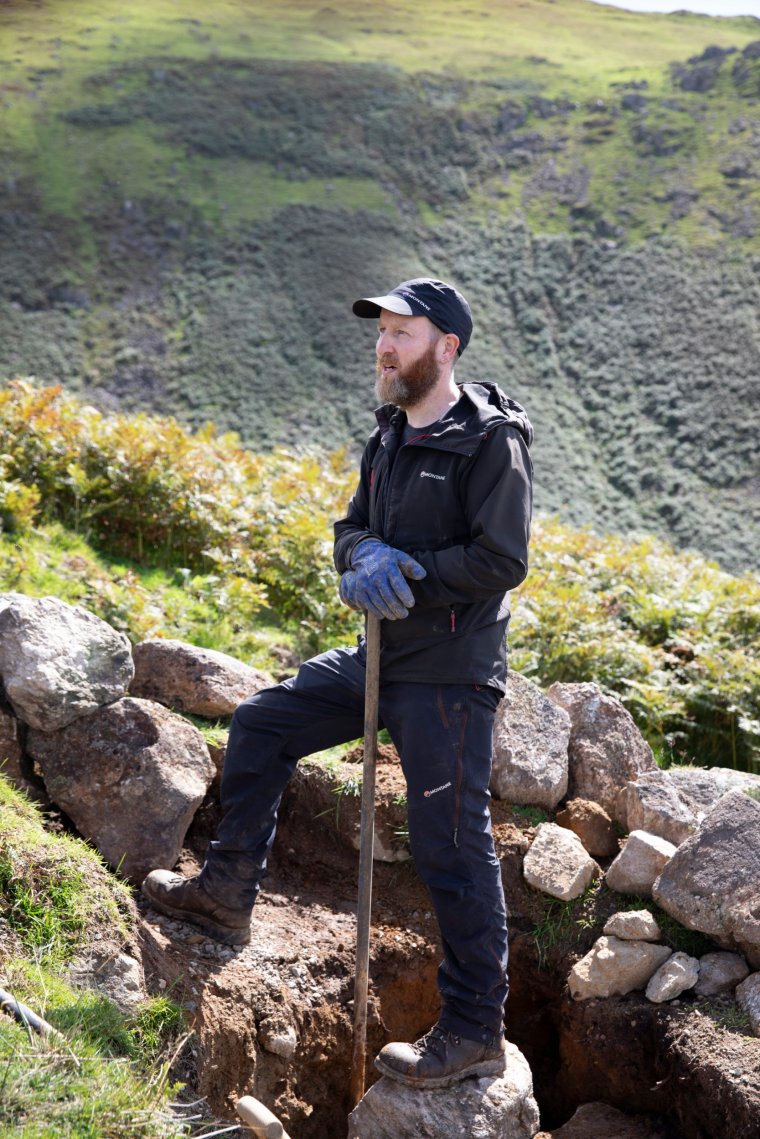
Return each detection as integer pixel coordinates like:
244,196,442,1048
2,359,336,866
0,779,199,1137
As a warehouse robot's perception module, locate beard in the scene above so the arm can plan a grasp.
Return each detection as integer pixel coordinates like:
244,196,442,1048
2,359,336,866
375,339,441,409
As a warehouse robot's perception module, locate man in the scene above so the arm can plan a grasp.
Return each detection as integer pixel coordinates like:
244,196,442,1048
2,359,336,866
142,277,533,1090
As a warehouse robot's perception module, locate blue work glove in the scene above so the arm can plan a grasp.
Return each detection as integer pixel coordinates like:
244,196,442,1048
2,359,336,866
339,538,427,621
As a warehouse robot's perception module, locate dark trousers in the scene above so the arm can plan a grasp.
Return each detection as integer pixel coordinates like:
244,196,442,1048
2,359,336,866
201,645,508,1042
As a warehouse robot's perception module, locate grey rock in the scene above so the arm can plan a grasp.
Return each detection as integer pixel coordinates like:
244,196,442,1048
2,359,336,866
27,697,214,882
490,672,570,809
67,950,147,1013
546,682,656,816
546,1100,672,1138
616,770,697,844
606,830,676,897
0,595,133,731
131,638,273,717
736,972,760,1036
347,1042,539,1138
604,910,662,942
645,951,700,1003
555,798,619,858
667,766,760,814
653,790,760,967
569,936,672,1000
523,822,600,901
695,951,750,997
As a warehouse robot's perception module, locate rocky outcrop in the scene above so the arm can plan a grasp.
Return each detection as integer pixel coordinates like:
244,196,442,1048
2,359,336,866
653,790,760,967
347,1044,540,1139
546,682,656,817
0,594,133,731
131,638,273,716
490,671,570,809
27,697,214,882
523,822,600,901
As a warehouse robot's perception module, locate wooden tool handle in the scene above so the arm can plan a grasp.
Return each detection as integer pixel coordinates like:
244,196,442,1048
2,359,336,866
235,1096,290,1139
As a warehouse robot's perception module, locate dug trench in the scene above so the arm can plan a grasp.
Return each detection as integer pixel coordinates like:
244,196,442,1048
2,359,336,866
138,748,760,1139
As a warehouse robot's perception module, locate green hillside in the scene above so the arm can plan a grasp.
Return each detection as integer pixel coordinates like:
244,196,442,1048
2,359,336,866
0,0,759,570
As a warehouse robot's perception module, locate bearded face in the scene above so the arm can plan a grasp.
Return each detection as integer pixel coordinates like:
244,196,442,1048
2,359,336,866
375,336,442,409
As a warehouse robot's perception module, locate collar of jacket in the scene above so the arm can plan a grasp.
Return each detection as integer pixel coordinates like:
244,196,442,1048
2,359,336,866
374,381,533,450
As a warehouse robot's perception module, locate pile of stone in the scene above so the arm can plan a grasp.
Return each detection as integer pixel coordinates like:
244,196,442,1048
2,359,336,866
490,670,760,1035
0,592,271,883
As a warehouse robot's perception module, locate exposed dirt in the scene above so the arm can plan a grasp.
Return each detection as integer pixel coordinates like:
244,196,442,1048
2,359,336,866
137,748,760,1139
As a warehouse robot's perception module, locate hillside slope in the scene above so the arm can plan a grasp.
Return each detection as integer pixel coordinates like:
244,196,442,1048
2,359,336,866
0,0,759,569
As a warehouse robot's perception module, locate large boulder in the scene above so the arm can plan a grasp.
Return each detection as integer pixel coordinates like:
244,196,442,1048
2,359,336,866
27,697,214,882
347,1043,540,1138
523,822,600,901
490,671,570,809
568,936,672,1000
653,790,760,967
0,595,133,731
130,638,273,717
615,770,698,845
546,682,656,816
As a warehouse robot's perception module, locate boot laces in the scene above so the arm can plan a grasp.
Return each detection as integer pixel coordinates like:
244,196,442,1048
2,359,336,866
413,1025,459,1057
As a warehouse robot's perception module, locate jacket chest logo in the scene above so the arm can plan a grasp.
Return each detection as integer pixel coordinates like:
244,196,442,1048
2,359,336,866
420,471,446,481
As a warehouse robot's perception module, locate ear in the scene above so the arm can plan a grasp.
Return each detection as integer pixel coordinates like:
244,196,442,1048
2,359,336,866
438,332,460,362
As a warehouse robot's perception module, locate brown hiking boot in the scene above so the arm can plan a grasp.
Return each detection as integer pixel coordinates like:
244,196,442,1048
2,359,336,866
141,870,251,946
374,1023,506,1089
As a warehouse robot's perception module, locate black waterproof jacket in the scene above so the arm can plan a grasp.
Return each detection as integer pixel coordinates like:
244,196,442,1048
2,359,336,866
333,381,533,691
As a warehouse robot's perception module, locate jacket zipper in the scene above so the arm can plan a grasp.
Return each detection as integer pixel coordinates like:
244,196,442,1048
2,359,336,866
450,606,456,633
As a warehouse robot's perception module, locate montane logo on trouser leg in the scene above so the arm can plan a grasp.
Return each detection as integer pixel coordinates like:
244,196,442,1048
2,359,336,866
420,471,446,481
424,781,452,798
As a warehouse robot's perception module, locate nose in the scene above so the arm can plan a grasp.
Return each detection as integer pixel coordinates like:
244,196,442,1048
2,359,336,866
376,330,392,356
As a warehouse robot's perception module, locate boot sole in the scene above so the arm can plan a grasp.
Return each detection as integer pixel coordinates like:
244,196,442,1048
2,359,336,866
374,1053,506,1089
142,887,251,946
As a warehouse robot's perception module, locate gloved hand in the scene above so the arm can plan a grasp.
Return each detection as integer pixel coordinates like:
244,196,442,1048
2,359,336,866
339,539,427,621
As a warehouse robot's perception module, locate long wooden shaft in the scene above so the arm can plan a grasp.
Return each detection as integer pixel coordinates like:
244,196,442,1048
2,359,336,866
349,613,381,1108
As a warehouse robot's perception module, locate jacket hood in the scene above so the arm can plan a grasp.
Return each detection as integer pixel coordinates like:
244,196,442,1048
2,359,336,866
460,381,534,449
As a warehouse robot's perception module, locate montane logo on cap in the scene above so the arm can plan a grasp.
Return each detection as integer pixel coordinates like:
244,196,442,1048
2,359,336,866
421,471,445,481
400,289,431,312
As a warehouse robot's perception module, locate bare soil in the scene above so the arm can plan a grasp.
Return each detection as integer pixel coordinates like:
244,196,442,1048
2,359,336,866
137,748,760,1139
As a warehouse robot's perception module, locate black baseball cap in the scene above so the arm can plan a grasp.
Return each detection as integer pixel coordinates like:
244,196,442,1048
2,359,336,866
352,277,473,356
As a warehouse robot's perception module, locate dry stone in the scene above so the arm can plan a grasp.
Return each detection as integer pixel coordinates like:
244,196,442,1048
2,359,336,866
645,951,699,1003
736,972,760,1036
131,638,273,717
67,950,147,1013
555,798,619,858
668,765,760,814
546,681,656,816
695,951,750,997
0,595,133,731
653,790,760,967
604,910,662,942
523,822,600,901
568,936,672,1000
606,830,676,897
538,1100,672,1138
347,1042,540,1138
490,671,570,809
27,697,214,882
616,770,697,844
